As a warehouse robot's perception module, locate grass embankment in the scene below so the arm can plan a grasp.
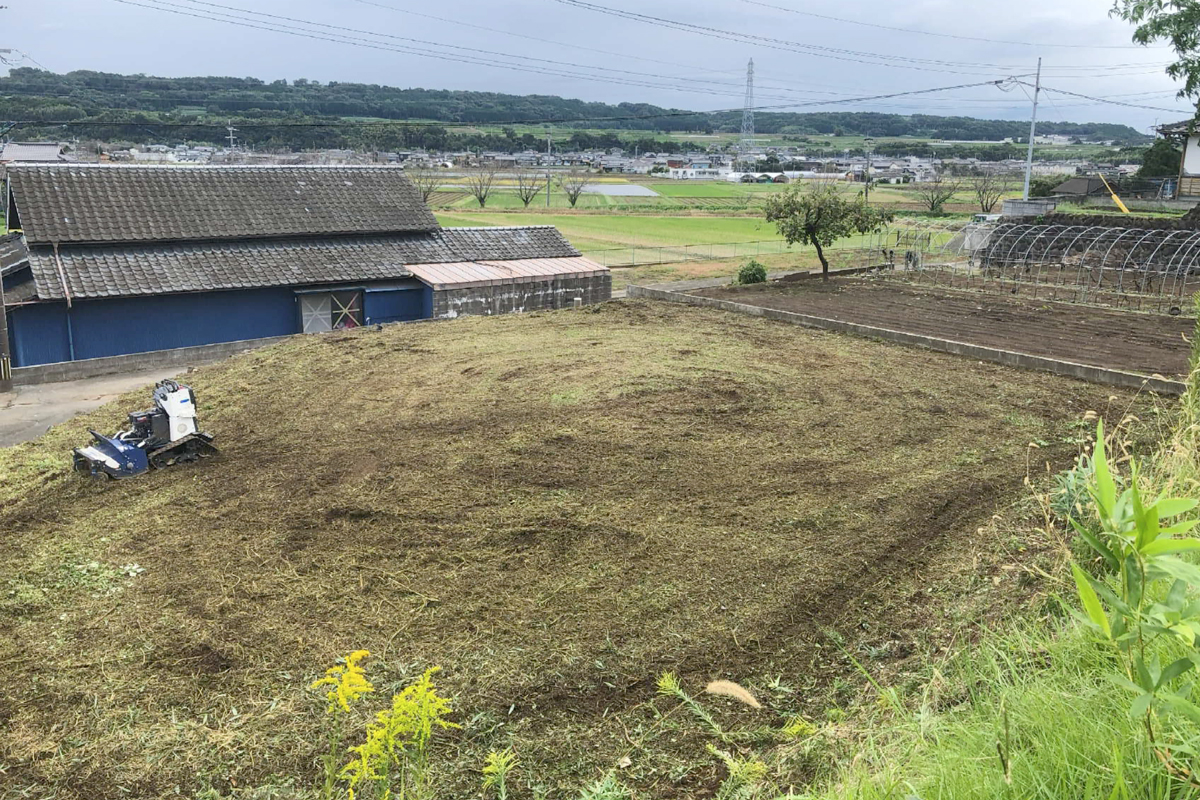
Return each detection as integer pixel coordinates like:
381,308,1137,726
0,301,1137,799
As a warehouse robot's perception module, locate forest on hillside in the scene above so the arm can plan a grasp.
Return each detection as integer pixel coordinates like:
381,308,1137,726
0,68,1152,151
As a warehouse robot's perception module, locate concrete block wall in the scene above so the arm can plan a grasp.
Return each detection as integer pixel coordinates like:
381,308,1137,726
12,334,293,386
432,274,612,319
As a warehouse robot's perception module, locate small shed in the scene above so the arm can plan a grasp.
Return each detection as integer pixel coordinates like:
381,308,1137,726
1,165,609,368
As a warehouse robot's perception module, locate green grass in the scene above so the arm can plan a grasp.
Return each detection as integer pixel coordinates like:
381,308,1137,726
435,212,785,252
648,182,759,198
812,615,1192,800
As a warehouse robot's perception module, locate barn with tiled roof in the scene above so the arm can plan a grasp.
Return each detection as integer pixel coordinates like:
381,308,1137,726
1,164,609,367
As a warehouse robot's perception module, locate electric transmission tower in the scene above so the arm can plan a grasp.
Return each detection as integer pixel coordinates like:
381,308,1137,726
739,58,755,167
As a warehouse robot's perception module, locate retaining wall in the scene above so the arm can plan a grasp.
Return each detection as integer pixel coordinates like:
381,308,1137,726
626,284,1186,396
12,334,292,386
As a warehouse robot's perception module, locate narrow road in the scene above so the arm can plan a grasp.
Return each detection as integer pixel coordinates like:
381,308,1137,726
0,369,183,447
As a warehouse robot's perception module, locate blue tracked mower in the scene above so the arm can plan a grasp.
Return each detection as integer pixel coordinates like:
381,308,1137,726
73,379,217,479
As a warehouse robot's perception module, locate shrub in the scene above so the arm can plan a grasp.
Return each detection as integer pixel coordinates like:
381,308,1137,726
1068,421,1200,782
736,259,768,285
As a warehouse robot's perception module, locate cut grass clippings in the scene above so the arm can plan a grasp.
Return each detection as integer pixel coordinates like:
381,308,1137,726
0,300,1147,798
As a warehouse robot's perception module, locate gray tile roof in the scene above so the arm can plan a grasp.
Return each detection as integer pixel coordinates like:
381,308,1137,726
0,233,28,276
23,226,586,301
6,280,37,303
437,226,580,260
27,236,415,300
0,142,66,163
8,164,439,246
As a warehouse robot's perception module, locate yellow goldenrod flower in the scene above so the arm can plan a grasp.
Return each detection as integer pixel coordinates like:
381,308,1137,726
339,665,459,798
311,649,374,714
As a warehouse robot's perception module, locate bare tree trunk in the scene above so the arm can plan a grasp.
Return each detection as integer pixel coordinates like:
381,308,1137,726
814,241,830,280
466,164,499,208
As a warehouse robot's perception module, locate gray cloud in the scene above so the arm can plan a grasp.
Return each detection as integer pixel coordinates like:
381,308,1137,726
6,0,1194,130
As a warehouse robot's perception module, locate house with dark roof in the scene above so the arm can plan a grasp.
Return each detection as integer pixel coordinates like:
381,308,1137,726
0,142,69,166
0,165,609,368
1157,120,1200,199
1052,176,1108,198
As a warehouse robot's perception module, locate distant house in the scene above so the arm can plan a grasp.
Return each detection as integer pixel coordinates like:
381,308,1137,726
1053,176,1108,197
1158,120,1200,199
1,165,609,368
668,167,723,180
0,142,69,164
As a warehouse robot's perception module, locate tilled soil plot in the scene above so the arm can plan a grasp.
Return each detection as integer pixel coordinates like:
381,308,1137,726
693,277,1193,378
0,301,1149,798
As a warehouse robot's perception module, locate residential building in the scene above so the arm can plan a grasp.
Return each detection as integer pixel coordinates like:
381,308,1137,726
1,165,609,368
0,142,69,164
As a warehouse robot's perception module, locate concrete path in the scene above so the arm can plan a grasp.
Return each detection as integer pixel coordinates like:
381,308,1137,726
0,369,182,448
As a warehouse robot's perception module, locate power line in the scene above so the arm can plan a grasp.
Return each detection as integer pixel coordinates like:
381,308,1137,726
551,0,1169,75
110,0,869,104
1018,80,1194,114
342,0,771,86
741,0,1168,51
0,48,49,71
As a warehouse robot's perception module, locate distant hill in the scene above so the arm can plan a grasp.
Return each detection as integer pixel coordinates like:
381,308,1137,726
0,68,1151,150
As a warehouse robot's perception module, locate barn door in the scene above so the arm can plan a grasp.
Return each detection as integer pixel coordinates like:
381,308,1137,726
300,294,332,333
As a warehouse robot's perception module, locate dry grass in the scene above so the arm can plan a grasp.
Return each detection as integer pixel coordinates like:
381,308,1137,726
0,300,1147,798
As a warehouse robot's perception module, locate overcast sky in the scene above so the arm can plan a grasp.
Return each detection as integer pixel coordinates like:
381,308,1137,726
7,0,1196,132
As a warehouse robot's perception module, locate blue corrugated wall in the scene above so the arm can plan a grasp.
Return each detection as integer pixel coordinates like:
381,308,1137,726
9,284,435,367
9,287,299,367
364,286,428,325
9,302,70,366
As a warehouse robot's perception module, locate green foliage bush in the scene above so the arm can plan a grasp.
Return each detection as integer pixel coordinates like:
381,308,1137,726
1029,174,1071,198
735,259,768,285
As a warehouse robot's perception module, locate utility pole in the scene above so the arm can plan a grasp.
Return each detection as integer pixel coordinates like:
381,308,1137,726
864,137,874,205
1022,58,1042,201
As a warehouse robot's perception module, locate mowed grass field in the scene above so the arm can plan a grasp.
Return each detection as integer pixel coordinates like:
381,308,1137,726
0,301,1137,799
436,211,785,252
431,179,1018,218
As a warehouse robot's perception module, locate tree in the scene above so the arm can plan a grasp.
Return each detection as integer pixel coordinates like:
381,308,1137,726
513,167,544,207
1030,174,1071,198
763,181,893,280
1112,1,1200,105
465,163,500,208
913,168,964,213
1138,137,1183,177
404,165,440,204
557,169,590,208
970,171,1007,213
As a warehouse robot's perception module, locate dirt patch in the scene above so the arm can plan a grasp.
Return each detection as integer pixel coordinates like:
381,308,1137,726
693,277,1193,378
0,300,1151,798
